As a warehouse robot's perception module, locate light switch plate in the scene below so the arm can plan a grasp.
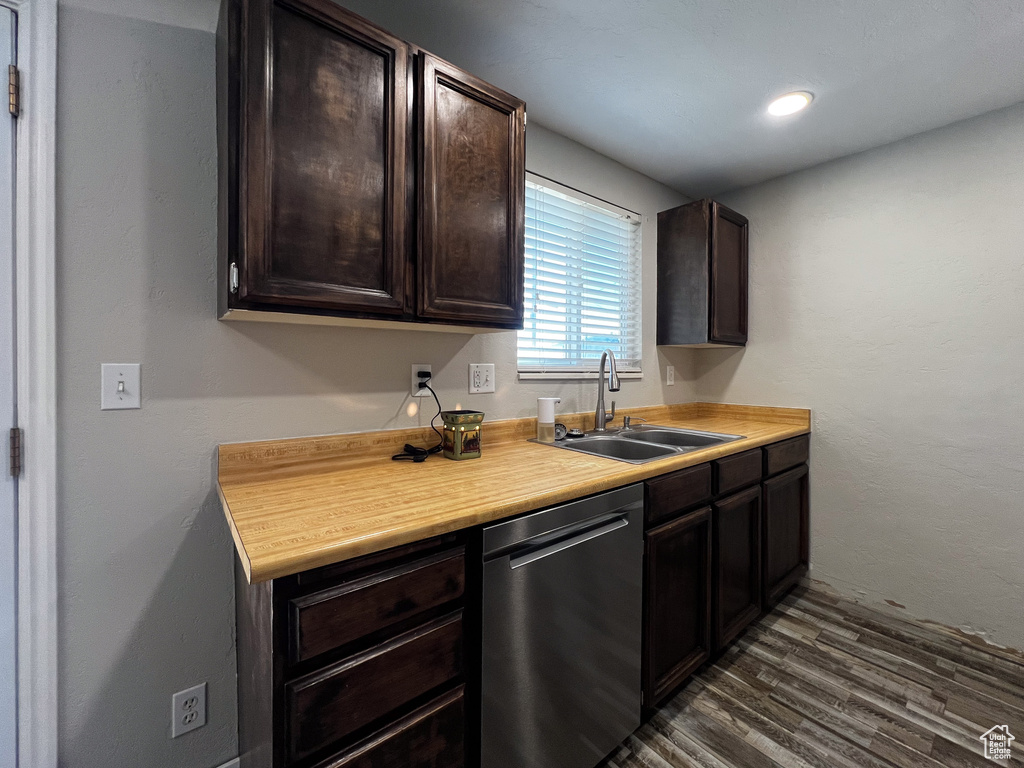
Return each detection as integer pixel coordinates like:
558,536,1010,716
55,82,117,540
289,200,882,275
468,363,495,394
101,364,141,410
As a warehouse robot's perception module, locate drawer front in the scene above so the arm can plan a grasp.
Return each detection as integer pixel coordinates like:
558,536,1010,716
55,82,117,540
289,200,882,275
287,612,463,762
290,547,465,663
763,435,809,477
645,463,712,527
297,534,460,587
313,686,464,768
713,449,762,496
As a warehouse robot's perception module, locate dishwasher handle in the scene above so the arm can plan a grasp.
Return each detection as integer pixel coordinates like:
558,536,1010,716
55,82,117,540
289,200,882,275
508,514,629,570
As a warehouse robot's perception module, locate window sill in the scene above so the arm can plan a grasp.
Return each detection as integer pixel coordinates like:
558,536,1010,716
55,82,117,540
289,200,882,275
517,371,643,381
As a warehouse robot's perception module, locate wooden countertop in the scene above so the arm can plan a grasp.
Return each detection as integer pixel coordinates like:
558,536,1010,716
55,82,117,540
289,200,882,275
218,402,810,583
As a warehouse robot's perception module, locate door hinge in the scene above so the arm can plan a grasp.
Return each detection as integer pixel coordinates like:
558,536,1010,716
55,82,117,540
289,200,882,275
523,111,527,129
229,262,239,293
8,65,19,118
9,428,22,478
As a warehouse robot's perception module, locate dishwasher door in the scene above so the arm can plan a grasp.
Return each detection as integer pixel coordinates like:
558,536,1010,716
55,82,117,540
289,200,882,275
481,484,643,768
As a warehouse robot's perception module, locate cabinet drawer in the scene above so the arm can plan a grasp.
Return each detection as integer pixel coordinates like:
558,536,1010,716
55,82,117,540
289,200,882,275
312,686,464,768
289,547,465,663
286,612,463,762
645,463,712,527
763,435,809,477
713,449,762,496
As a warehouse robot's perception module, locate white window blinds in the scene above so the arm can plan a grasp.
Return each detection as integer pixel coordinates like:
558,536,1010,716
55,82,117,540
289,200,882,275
518,177,643,375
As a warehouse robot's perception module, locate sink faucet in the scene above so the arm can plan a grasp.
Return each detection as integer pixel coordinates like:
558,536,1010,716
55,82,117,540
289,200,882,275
592,349,621,432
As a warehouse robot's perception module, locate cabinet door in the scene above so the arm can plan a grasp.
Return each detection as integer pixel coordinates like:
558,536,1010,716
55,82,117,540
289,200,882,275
762,464,810,609
239,0,410,314
643,507,712,708
712,485,761,651
417,53,525,327
709,201,748,345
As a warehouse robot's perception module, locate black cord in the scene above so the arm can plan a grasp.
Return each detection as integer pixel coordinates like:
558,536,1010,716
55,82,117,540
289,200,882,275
422,383,444,453
391,377,445,461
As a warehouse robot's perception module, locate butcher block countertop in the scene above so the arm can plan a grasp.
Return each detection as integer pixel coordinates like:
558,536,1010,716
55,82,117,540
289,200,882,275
218,402,810,583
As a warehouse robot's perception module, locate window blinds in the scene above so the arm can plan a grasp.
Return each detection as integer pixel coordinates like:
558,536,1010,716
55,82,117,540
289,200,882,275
518,178,643,374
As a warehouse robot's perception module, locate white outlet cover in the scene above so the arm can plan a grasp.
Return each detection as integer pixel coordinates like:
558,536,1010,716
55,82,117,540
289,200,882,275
468,363,495,394
411,364,432,397
101,364,141,410
666,365,675,386
171,682,207,738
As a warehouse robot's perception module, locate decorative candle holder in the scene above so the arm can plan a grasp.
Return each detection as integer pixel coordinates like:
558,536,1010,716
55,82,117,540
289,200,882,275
440,410,484,460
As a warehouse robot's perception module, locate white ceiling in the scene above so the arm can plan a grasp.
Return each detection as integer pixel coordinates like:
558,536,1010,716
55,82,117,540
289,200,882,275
74,0,1024,196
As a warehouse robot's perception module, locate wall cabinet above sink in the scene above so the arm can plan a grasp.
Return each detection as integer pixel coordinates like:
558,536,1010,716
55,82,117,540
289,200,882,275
217,0,526,332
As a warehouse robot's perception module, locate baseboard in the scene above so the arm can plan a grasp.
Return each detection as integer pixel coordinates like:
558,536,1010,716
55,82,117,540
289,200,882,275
214,759,239,768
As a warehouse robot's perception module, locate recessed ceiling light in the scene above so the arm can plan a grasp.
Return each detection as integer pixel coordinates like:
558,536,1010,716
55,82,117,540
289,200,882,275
768,91,814,116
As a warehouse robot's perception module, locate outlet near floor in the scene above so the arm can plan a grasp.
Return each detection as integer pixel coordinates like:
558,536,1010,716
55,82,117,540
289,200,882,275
171,682,207,738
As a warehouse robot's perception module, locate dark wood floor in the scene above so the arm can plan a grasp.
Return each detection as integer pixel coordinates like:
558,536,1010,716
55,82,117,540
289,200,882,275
601,587,1024,768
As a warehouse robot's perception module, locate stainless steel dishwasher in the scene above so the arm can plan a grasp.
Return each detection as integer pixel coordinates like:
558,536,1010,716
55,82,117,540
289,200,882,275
480,484,643,768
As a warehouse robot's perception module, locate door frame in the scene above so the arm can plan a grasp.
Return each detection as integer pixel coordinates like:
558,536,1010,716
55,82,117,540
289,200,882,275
2,0,57,766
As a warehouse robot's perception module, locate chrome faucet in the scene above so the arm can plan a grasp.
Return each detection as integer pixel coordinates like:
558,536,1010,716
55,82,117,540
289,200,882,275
592,349,621,432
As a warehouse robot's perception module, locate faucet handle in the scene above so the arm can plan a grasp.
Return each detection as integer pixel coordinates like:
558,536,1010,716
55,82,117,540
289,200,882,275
607,401,616,423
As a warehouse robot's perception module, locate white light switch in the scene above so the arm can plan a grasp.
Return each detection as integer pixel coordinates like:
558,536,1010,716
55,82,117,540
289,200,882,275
101,364,141,410
468,363,495,394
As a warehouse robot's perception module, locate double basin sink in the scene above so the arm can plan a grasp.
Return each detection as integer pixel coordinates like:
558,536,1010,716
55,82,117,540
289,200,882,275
538,424,744,464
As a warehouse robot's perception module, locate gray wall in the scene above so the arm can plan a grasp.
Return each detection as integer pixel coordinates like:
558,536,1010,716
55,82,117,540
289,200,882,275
709,102,1024,649
56,7,688,767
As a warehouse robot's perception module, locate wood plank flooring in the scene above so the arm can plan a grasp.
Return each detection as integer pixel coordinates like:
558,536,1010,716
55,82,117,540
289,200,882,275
601,587,1024,768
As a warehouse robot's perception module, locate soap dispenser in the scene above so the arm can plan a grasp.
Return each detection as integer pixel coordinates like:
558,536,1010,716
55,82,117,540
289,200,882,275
536,397,561,443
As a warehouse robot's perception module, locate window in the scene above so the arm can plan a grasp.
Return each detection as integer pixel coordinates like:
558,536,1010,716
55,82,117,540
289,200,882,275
517,176,643,377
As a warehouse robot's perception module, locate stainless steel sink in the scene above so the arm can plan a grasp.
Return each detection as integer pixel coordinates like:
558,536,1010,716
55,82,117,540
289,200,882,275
532,425,744,464
618,426,740,449
552,436,680,464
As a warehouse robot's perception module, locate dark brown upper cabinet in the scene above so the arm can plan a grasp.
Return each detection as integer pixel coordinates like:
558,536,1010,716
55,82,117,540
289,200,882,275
217,0,526,331
417,54,526,326
656,199,748,347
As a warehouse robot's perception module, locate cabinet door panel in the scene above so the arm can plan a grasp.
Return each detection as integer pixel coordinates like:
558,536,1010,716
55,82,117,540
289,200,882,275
763,465,810,608
709,202,748,344
643,507,712,708
241,0,409,313
418,54,525,327
713,486,761,650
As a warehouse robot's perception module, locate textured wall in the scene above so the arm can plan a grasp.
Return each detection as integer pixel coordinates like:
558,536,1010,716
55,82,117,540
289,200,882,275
56,7,689,766
709,102,1024,648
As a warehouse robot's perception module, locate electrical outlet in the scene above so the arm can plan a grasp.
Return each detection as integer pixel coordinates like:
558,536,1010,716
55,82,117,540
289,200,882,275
468,363,495,394
411,364,432,397
171,682,206,738
666,365,675,386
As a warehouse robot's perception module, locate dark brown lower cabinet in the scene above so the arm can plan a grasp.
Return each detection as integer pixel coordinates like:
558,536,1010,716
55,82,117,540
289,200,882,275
762,464,810,609
712,485,762,651
236,534,466,768
643,506,712,708
310,687,465,768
